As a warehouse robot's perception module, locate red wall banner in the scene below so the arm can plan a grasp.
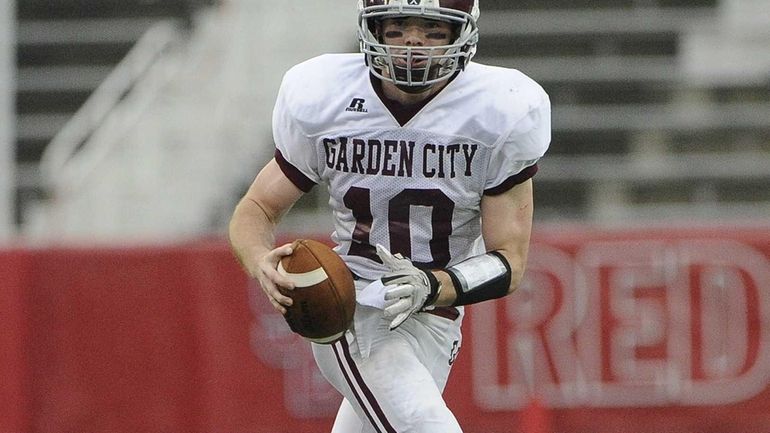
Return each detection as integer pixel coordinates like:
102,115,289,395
2,228,770,433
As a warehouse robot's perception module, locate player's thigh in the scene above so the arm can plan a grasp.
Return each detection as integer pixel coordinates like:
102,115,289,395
330,398,375,433
313,335,462,433
313,339,392,432
411,310,464,391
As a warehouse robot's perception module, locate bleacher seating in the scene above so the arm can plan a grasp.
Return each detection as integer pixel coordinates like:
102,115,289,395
475,0,770,222
13,0,770,238
15,0,210,224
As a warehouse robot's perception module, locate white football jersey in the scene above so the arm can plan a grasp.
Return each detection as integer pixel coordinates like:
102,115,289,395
273,53,550,280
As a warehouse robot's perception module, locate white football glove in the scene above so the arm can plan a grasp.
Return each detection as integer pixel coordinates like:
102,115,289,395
376,244,441,330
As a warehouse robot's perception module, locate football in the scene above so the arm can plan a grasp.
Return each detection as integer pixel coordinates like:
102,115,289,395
277,239,356,344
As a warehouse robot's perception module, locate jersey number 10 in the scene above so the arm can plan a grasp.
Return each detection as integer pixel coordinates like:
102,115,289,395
343,186,455,268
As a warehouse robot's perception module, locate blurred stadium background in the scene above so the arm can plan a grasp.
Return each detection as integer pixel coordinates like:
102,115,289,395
1,0,770,432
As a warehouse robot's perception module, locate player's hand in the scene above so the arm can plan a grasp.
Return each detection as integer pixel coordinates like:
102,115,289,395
253,243,296,315
376,244,441,330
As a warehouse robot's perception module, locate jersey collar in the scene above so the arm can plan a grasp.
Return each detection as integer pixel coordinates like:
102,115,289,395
369,72,459,127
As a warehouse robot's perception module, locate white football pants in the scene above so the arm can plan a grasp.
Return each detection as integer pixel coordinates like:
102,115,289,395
312,301,464,433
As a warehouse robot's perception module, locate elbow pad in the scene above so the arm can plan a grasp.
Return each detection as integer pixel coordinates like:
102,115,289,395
447,251,512,306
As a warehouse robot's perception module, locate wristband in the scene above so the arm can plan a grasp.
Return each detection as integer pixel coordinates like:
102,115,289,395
423,269,442,307
447,251,511,306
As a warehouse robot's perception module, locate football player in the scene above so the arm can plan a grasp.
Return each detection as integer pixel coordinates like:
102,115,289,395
229,0,551,431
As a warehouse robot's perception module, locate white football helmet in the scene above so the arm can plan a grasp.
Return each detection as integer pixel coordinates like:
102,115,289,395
357,0,480,91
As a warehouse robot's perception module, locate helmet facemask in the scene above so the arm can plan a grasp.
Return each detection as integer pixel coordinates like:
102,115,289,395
358,2,479,92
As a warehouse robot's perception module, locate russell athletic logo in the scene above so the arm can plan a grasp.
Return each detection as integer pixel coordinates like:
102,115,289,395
346,98,368,113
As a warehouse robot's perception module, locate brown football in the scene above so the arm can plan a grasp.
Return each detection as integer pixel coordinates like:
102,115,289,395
278,239,355,344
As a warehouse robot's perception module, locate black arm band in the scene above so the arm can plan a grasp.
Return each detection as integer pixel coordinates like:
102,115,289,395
447,251,512,306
